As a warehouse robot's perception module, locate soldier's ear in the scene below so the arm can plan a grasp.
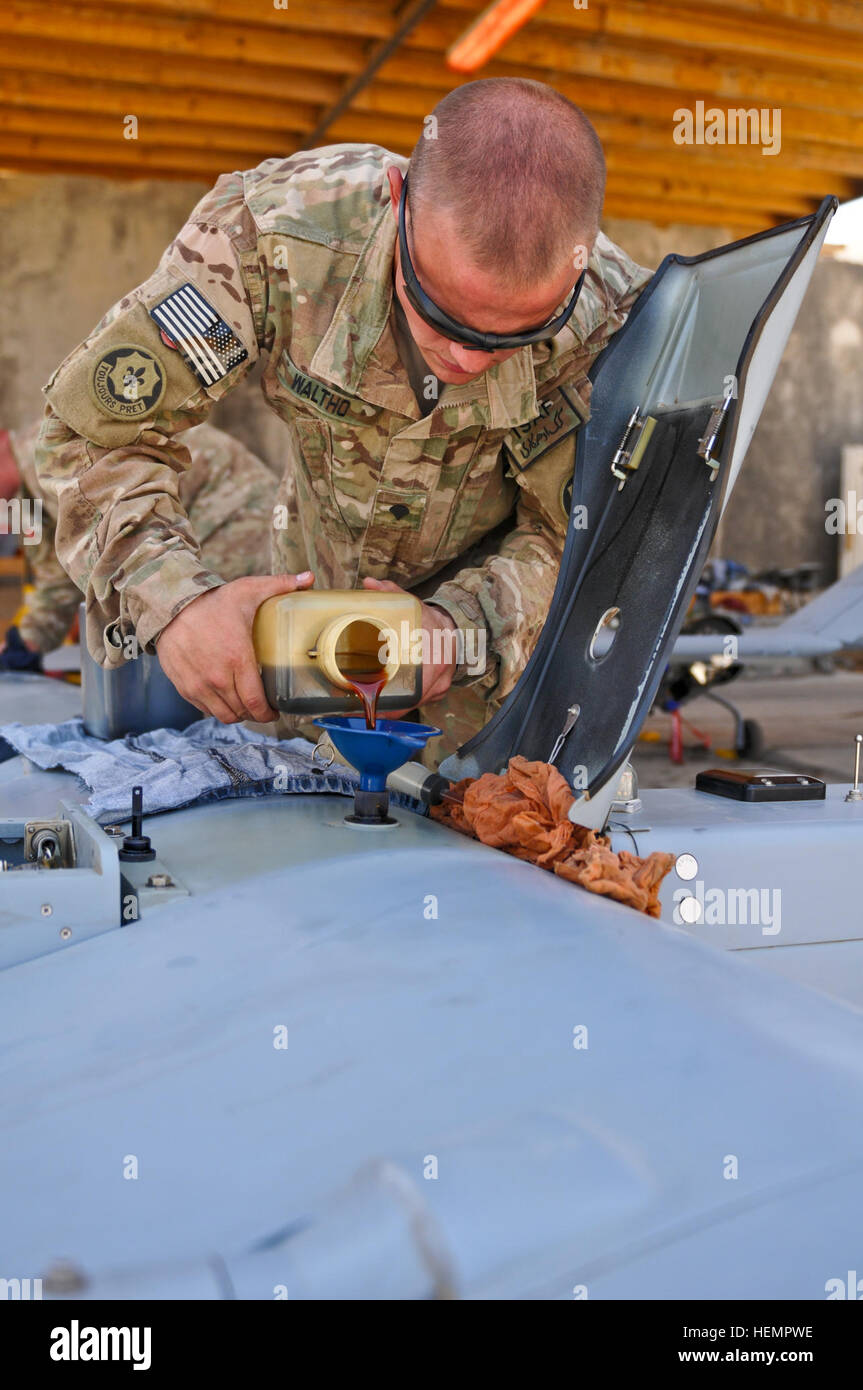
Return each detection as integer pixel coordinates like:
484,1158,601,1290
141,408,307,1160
386,165,404,219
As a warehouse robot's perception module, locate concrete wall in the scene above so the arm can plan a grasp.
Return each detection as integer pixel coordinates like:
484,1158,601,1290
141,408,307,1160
0,172,290,471
1,173,860,581
607,216,863,583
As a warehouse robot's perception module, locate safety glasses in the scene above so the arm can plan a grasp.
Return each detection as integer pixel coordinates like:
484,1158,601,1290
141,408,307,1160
397,174,585,353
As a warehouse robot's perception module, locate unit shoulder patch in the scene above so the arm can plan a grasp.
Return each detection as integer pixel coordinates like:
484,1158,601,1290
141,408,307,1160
90,345,167,421
503,386,583,472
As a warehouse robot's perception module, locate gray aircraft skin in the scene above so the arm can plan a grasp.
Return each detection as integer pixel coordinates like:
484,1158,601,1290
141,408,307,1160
3,201,862,1302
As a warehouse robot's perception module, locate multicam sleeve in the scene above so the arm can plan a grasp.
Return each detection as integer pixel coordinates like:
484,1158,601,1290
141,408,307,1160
35,171,272,668
427,483,566,703
9,420,82,653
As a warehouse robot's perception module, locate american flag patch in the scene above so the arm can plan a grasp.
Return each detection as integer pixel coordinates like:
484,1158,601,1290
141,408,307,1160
149,284,247,388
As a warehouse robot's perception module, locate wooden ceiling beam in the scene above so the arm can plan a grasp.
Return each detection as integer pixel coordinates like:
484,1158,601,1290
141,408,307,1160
299,0,439,149
601,194,774,233
0,37,341,107
601,1,863,72
102,0,397,39
4,50,859,175
4,3,861,117
603,154,844,205
0,107,309,156
0,132,263,177
0,74,320,139
441,0,863,41
0,1,366,75
430,0,863,72
601,151,851,204
388,31,863,115
117,0,863,51
625,0,863,34
353,75,863,151
355,69,862,128
5,36,858,137
602,177,814,221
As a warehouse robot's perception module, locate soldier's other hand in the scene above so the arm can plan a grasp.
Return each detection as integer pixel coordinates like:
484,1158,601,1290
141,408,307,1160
361,577,457,706
156,572,314,724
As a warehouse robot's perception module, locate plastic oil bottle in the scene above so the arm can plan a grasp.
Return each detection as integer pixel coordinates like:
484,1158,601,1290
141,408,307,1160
253,589,424,725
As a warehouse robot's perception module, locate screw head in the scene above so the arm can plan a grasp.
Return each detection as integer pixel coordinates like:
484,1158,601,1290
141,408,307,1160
59,927,72,940
678,895,702,924
675,853,698,881
41,903,52,917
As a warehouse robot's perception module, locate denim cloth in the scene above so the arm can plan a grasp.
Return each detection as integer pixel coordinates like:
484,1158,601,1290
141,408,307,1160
0,717,422,824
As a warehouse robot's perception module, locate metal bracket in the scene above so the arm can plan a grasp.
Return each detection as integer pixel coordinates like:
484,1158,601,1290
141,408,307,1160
610,409,657,490
568,763,632,833
696,391,733,481
548,704,580,765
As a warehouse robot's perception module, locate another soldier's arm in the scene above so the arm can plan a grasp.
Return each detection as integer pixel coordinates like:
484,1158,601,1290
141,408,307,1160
2,424,82,653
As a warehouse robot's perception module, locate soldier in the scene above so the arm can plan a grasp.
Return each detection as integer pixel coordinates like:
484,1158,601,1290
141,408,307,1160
36,78,652,764
1,421,276,664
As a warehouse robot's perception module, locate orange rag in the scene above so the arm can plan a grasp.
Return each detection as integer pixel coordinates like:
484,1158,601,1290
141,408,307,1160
430,755,673,917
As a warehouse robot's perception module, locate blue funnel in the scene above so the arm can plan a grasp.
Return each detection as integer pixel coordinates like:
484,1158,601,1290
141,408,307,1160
314,716,440,793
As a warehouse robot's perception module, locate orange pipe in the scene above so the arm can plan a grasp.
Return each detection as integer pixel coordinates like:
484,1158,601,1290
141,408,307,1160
446,0,548,73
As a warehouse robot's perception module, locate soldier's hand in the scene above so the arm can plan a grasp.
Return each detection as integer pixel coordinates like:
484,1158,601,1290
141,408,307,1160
156,572,314,724
361,577,457,705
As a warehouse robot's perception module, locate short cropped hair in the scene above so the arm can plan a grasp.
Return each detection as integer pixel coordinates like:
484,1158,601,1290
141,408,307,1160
408,78,606,287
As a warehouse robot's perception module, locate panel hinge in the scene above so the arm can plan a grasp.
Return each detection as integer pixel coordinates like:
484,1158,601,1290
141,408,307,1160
610,408,657,491
696,391,734,481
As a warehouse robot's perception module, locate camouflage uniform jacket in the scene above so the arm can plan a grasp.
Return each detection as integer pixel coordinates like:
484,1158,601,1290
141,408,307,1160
14,421,275,652
37,144,652,700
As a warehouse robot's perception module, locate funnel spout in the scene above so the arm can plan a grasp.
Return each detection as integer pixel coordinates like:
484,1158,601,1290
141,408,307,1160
314,717,441,826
